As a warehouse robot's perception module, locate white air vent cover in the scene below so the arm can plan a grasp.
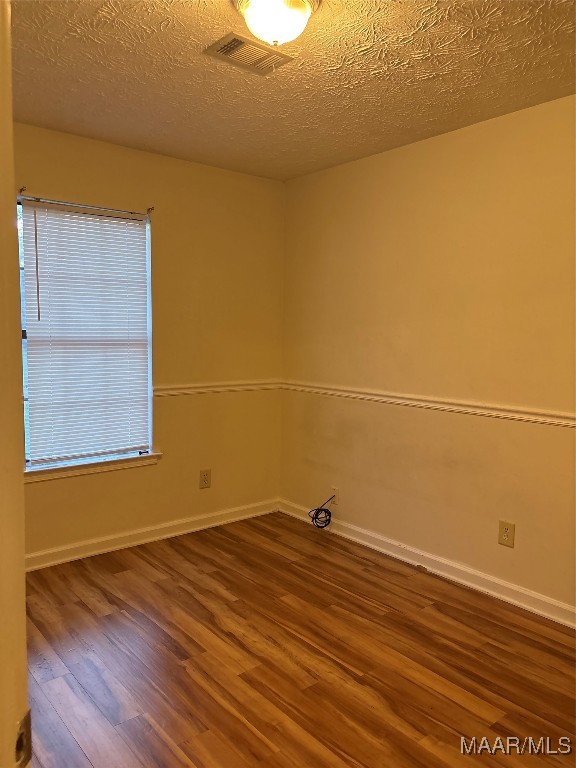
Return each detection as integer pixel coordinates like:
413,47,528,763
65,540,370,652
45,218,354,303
205,33,293,75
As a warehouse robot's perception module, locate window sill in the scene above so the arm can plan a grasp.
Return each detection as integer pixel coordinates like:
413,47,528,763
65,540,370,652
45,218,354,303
24,452,162,483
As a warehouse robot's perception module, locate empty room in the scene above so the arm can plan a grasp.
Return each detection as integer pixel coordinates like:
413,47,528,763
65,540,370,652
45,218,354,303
0,1,575,767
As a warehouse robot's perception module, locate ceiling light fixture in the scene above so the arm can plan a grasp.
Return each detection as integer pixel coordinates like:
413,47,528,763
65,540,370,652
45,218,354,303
234,0,320,47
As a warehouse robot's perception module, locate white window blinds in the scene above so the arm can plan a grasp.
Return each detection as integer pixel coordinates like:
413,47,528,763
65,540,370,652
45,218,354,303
19,199,152,470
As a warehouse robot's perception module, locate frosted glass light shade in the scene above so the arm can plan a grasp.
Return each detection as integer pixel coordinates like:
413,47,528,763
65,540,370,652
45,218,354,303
238,0,313,46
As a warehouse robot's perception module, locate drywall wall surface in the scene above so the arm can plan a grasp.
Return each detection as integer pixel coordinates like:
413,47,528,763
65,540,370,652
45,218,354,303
284,97,575,412
0,4,29,766
15,97,575,609
25,390,281,554
281,389,575,605
282,97,576,605
14,123,284,555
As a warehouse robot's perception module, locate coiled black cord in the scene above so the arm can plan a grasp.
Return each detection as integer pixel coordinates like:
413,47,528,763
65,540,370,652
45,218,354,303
308,494,334,528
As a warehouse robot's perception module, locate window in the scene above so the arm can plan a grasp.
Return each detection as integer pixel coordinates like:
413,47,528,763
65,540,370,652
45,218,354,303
18,198,152,472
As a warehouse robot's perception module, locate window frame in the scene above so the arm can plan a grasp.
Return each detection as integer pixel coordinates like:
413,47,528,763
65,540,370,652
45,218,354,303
17,195,156,477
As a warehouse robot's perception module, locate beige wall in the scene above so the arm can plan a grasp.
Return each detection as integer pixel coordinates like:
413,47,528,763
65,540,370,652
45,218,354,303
14,123,284,555
0,4,29,766
282,96,575,605
13,96,575,611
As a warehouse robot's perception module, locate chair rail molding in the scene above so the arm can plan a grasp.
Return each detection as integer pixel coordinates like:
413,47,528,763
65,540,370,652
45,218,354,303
283,380,576,428
154,380,282,397
153,379,576,429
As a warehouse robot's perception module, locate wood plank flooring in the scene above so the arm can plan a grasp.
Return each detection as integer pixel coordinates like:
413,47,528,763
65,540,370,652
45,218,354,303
26,512,575,767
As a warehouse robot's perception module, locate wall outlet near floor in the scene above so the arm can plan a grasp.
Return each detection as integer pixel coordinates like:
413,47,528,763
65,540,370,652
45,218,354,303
331,487,339,505
498,520,515,548
199,469,211,489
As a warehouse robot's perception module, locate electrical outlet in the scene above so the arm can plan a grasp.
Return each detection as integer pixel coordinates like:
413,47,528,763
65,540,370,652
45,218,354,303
199,469,211,489
498,520,515,548
331,486,339,505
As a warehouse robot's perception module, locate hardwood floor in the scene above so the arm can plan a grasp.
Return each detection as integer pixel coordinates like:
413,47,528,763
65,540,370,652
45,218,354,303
26,512,575,767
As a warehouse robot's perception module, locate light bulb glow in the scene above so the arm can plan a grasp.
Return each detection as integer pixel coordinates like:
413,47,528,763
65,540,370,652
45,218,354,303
240,0,312,46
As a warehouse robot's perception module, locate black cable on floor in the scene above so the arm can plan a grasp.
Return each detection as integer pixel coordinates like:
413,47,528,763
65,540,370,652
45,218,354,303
308,494,334,528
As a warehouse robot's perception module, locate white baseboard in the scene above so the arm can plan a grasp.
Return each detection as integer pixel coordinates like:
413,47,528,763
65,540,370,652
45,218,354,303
25,495,575,629
25,499,276,572
278,499,576,629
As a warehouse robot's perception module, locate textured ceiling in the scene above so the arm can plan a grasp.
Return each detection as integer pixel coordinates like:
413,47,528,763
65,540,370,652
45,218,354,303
11,0,576,180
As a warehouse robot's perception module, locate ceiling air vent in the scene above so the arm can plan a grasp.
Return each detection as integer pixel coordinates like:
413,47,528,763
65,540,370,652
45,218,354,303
204,33,293,75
